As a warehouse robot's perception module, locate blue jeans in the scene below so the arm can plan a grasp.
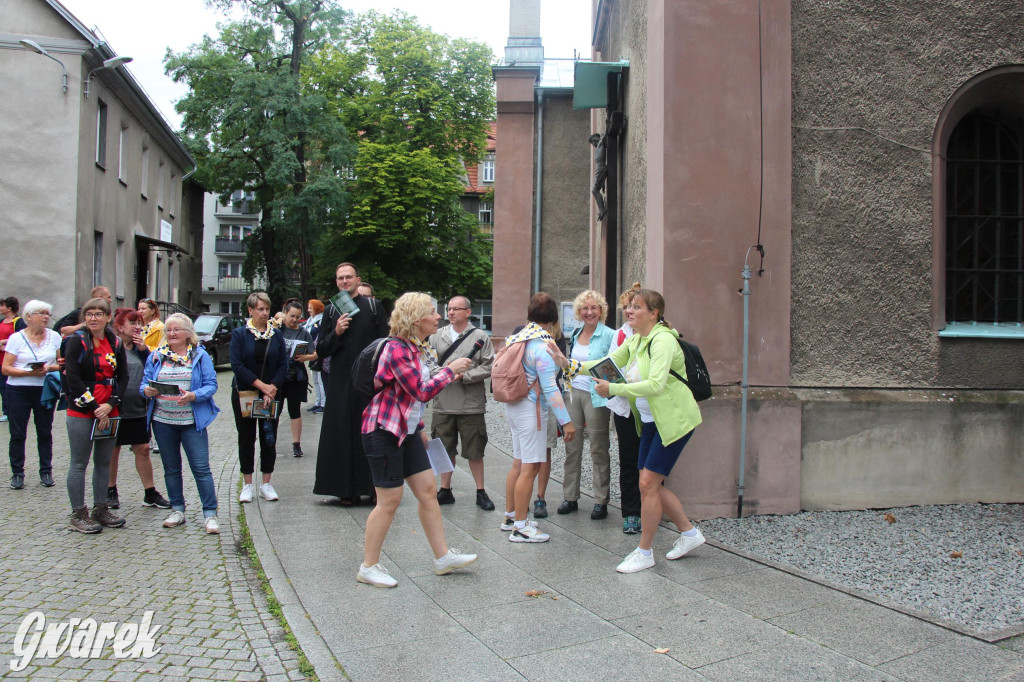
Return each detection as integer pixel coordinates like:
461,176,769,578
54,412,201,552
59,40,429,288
152,421,218,517
7,385,54,476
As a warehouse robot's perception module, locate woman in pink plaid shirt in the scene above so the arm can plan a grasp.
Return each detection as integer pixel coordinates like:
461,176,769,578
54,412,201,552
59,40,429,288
356,292,478,588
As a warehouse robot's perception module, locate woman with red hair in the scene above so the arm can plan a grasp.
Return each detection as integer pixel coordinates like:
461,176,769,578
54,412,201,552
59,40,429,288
304,299,326,413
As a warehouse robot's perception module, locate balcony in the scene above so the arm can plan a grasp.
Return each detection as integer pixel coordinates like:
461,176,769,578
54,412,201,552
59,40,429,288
214,236,248,254
215,201,257,216
202,275,250,293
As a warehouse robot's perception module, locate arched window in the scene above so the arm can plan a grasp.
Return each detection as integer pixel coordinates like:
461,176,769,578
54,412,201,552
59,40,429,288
945,108,1024,324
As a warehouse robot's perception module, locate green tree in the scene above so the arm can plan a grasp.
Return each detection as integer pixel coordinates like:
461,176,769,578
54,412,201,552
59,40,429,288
167,0,354,305
311,11,495,302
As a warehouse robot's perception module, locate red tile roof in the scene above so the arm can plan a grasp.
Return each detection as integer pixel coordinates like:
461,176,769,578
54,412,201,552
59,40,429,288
464,122,497,194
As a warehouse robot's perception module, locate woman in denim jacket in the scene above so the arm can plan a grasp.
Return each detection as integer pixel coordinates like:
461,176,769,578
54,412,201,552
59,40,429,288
141,314,221,534
557,290,615,521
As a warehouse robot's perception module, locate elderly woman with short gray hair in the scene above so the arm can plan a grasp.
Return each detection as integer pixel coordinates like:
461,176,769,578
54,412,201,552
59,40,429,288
141,313,221,533
2,300,61,490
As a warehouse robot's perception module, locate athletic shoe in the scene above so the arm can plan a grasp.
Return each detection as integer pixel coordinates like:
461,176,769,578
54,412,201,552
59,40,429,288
10,474,24,490
205,517,220,534
500,517,537,532
437,487,455,505
616,549,656,573
239,483,254,503
476,490,495,510
433,549,478,575
509,525,550,543
143,489,171,509
667,528,706,560
0,415,8,422
259,482,279,501
106,486,120,509
163,510,186,528
357,563,398,588
556,500,578,514
622,516,641,534
591,503,608,520
40,472,55,487
292,443,303,458
306,405,319,412
533,499,548,518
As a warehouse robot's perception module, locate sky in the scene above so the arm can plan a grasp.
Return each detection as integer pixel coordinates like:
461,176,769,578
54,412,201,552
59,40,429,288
57,0,594,130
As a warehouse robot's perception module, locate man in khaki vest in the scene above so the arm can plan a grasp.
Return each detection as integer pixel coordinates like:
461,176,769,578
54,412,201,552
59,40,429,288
429,296,495,510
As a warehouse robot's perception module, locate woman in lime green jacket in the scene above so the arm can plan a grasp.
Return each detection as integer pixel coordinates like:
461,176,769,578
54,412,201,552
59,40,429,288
549,288,704,574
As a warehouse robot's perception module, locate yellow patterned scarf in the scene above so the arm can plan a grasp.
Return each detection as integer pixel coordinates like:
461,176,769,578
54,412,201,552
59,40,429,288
246,318,275,340
156,343,194,366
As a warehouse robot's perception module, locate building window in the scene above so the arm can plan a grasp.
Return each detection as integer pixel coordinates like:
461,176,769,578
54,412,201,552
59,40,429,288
219,224,253,240
141,145,150,198
169,173,177,217
118,125,128,183
167,261,175,302
157,161,165,209
93,231,104,287
96,101,108,168
945,108,1024,325
480,153,495,183
219,262,241,279
115,240,125,299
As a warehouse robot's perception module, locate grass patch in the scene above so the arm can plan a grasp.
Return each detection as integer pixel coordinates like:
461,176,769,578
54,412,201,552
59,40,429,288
237,507,320,681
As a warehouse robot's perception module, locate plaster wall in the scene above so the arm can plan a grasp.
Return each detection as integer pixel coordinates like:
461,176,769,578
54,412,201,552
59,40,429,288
0,15,85,316
492,68,539,336
538,95,591,304
801,390,1024,509
791,0,1024,388
645,0,792,388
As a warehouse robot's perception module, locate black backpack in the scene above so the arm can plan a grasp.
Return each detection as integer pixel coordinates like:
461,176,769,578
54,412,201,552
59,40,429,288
351,337,395,401
647,334,712,402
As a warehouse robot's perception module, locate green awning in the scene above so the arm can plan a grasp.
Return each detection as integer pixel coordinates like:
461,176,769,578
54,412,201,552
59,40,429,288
573,60,629,109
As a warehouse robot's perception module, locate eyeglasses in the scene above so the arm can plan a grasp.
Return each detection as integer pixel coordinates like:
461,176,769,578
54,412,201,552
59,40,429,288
447,307,469,313
84,312,107,319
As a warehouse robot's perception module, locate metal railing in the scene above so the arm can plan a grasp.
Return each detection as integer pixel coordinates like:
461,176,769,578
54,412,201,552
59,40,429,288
202,275,250,293
214,236,248,254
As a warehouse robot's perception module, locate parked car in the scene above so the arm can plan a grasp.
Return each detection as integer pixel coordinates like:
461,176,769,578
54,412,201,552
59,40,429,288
193,313,244,367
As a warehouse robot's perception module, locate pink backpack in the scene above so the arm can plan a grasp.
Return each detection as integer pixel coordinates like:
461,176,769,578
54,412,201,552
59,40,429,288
492,339,542,429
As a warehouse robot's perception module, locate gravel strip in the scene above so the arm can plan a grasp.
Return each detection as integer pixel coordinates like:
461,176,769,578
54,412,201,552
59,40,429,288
700,504,1024,638
476,395,1023,639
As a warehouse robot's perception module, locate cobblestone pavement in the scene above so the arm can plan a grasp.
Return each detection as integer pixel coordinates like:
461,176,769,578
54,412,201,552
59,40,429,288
0,370,304,680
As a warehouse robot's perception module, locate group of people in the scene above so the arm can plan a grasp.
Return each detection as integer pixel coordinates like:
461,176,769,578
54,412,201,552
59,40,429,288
4,264,705,579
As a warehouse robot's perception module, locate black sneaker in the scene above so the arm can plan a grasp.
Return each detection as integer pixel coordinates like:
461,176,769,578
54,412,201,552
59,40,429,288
437,488,455,505
591,503,608,520
106,486,120,509
10,474,24,490
476,490,495,510
556,500,578,515
293,443,304,458
143,490,171,509
40,472,55,487
533,499,548,518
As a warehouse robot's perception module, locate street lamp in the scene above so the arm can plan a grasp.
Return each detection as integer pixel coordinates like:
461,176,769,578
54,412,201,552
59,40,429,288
18,38,68,94
83,55,133,99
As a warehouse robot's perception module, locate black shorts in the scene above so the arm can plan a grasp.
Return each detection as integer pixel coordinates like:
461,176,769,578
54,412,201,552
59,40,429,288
361,427,431,489
284,381,307,419
115,416,151,446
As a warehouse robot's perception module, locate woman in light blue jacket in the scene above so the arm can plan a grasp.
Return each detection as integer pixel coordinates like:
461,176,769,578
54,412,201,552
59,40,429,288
141,313,221,534
558,290,615,520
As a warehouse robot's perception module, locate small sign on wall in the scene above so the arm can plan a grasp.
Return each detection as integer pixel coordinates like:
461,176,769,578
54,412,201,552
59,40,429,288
160,219,173,243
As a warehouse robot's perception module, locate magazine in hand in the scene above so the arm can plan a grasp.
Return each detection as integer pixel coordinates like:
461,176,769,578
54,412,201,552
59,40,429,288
249,399,280,420
237,390,259,418
148,380,182,396
90,417,121,440
330,289,360,318
288,340,309,359
588,357,626,384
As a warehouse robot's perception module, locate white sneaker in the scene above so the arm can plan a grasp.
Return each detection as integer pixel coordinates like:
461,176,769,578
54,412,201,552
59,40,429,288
259,482,279,501
434,549,478,575
163,510,186,528
616,549,656,573
239,483,254,503
509,524,550,543
205,517,220,534
667,528,706,560
357,563,398,588
500,517,538,532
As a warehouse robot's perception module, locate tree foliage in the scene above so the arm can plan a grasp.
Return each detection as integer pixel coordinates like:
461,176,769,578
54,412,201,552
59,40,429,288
168,3,495,306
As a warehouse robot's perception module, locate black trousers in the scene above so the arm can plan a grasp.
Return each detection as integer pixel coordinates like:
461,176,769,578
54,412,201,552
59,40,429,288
614,412,642,517
231,388,280,475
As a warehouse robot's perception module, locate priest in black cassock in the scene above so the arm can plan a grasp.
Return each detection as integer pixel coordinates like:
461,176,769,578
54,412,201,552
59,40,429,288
313,262,389,503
